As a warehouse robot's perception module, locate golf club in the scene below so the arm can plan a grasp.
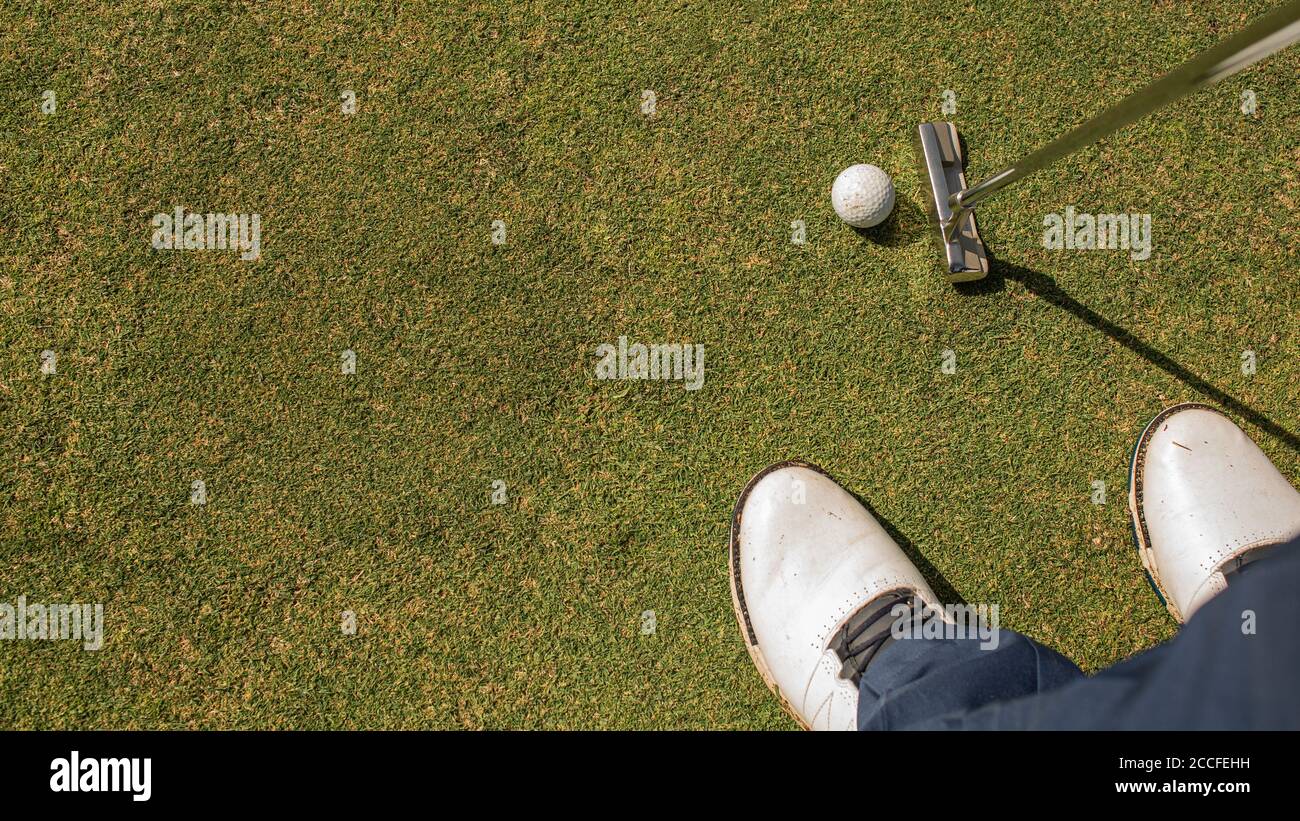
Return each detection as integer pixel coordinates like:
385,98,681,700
916,0,1300,282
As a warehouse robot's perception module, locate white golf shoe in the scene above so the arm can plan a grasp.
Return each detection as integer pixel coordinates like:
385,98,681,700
729,461,943,730
1129,403,1300,622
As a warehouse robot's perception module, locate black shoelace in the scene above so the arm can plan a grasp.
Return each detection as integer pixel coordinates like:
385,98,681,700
828,590,916,686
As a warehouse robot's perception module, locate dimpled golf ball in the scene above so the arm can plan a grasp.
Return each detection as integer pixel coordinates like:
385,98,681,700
831,164,895,228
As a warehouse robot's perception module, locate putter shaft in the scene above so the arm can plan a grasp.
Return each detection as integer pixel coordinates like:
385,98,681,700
925,0,1300,279
951,0,1300,225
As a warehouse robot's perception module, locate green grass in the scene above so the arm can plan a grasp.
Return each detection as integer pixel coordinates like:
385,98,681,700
1,0,1297,728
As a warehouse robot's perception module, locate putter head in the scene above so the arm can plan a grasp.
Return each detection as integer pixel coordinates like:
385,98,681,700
913,122,989,283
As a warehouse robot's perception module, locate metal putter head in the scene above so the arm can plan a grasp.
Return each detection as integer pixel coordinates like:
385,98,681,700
909,4,1300,285
913,122,989,283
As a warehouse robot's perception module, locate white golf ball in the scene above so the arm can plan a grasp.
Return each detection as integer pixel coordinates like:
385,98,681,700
831,164,895,228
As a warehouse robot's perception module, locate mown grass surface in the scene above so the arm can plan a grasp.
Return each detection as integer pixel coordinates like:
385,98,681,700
1,0,1296,728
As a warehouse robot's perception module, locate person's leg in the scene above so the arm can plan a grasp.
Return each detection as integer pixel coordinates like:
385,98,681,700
860,538,1300,729
855,403,1300,729
731,405,1300,730
729,459,1085,730
953,540,1300,729
855,628,1082,730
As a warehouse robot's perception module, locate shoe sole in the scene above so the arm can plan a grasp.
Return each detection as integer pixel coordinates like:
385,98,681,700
728,459,828,731
1127,402,1220,624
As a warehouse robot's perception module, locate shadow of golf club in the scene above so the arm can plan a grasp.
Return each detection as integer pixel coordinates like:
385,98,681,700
979,257,1300,454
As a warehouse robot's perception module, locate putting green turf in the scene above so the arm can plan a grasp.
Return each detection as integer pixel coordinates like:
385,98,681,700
1,0,1297,728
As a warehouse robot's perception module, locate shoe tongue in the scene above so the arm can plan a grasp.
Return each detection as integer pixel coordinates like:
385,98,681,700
828,589,917,685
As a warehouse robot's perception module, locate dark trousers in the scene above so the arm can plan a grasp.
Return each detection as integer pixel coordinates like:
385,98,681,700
857,539,1300,729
